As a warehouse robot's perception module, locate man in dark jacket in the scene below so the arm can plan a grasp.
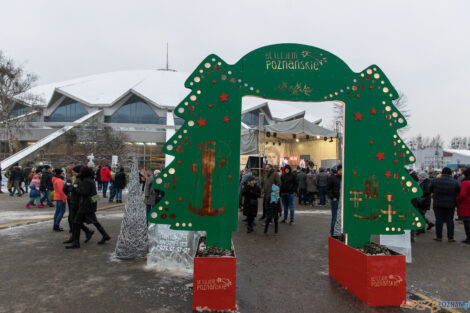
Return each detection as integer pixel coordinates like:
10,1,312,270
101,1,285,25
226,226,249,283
113,167,126,203
280,165,298,224
260,164,281,220
317,168,328,205
429,167,460,242
327,165,342,237
296,169,307,205
10,163,24,196
40,165,54,207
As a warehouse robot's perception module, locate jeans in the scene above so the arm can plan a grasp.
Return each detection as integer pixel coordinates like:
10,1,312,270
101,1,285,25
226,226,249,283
318,186,326,205
115,188,122,201
434,207,455,239
41,190,52,205
102,181,109,197
53,201,66,226
330,199,339,236
109,183,115,200
281,192,295,221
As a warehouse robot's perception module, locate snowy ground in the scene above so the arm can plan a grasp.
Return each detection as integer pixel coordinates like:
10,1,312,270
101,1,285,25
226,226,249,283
0,196,469,312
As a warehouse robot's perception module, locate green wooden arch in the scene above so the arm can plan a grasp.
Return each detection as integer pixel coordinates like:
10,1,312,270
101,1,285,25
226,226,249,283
149,43,424,249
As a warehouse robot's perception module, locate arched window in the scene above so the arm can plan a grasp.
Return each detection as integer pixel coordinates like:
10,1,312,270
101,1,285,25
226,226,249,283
242,109,268,127
106,95,166,124
46,97,88,122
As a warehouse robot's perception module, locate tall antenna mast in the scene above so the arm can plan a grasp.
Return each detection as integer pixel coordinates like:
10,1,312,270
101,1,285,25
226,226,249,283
166,42,169,70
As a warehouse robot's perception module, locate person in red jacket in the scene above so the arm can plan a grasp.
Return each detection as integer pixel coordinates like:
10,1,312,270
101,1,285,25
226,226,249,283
100,165,112,198
52,169,67,231
457,168,470,244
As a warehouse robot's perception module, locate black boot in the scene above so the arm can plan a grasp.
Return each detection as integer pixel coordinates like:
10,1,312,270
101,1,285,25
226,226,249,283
53,225,64,232
427,222,435,230
63,224,74,244
65,223,81,248
94,222,111,244
65,241,80,249
84,229,95,243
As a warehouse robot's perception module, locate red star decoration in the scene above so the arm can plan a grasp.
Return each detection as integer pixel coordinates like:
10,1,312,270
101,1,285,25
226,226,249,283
196,117,206,127
370,108,377,115
212,80,216,84
177,160,181,164
385,172,391,178
354,112,363,120
369,140,374,145
353,171,357,176
228,175,232,179
376,152,385,161
178,197,182,202
223,116,230,123
208,104,213,108
219,92,228,102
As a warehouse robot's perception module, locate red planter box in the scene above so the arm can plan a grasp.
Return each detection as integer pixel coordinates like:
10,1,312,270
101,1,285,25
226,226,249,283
328,237,406,306
193,256,236,311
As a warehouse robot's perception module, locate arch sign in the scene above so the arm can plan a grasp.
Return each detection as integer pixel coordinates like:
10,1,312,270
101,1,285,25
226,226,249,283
149,43,424,249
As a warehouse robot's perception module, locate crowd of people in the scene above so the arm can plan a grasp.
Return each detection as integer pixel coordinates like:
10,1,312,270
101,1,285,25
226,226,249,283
239,164,343,236
239,164,470,245
1,162,116,249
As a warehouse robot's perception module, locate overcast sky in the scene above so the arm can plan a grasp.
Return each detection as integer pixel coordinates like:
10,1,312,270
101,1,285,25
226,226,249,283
1,0,468,143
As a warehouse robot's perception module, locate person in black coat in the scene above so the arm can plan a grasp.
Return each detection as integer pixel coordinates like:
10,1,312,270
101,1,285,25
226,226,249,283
412,172,434,235
429,167,460,242
40,166,54,207
62,165,94,244
243,177,261,233
10,163,24,196
327,165,342,237
113,167,126,203
280,165,298,224
65,166,110,249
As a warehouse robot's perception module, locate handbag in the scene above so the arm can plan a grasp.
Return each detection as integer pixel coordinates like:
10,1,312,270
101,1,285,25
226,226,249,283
91,194,100,203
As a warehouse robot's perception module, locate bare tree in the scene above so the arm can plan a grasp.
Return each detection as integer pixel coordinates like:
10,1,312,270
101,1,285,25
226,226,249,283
0,51,44,154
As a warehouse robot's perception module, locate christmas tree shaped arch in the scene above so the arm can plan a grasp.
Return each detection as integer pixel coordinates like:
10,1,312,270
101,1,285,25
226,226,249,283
149,43,424,249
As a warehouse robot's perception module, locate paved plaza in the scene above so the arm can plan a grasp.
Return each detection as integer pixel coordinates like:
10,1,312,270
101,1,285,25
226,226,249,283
0,193,469,313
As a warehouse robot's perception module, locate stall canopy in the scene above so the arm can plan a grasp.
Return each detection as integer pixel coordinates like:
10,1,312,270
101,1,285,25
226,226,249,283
264,118,337,137
240,118,337,154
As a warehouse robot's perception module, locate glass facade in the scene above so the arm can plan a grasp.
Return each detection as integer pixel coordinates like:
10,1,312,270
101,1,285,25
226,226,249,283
242,109,268,127
174,117,184,125
11,103,29,118
106,95,166,124
45,97,88,122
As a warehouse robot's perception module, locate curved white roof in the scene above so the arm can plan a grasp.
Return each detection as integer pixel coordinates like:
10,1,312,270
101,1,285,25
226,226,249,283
27,69,322,123
28,69,191,109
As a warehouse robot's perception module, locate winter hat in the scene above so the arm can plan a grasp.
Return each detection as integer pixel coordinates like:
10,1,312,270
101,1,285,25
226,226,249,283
284,164,292,172
442,167,452,175
54,168,63,176
248,176,256,182
79,166,94,178
462,168,470,179
336,164,342,171
72,165,82,173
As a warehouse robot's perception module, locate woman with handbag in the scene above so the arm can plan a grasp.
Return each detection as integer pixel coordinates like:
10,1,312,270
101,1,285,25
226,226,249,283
65,166,110,249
